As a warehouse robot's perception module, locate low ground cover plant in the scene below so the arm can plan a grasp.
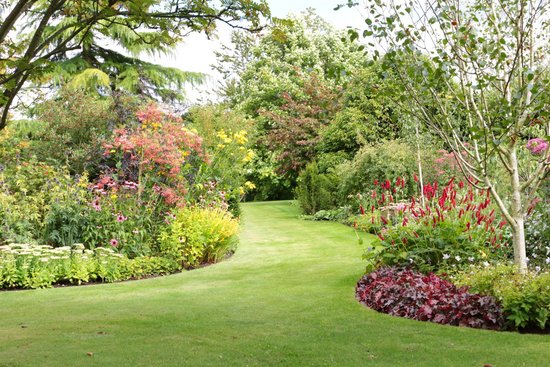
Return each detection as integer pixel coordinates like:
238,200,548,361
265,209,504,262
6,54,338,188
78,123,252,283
453,264,550,331
0,243,178,289
356,266,504,330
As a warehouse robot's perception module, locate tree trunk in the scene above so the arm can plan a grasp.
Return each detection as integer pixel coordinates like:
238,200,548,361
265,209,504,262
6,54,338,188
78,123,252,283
509,147,528,273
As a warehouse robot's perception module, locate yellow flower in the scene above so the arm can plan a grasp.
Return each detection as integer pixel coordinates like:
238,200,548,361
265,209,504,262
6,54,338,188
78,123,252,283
238,186,245,195
243,149,255,163
110,194,118,200
233,130,248,145
244,181,256,190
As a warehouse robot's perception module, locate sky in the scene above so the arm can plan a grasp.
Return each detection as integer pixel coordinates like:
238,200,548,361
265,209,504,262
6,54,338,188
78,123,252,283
149,0,367,104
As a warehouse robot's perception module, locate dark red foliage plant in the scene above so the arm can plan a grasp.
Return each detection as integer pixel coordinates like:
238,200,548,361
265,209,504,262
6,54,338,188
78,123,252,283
356,267,504,330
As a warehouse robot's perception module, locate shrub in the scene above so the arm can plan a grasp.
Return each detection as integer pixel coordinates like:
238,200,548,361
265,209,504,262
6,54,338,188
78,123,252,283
158,207,239,268
295,162,339,214
453,264,550,331
524,199,550,270
308,207,352,222
33,89,115,175
0,163,91,245
356,266,504,330
336,141,419,201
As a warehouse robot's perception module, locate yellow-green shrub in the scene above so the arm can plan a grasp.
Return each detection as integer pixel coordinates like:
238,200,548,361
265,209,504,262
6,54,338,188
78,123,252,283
158,207,239,268
453,264,550,331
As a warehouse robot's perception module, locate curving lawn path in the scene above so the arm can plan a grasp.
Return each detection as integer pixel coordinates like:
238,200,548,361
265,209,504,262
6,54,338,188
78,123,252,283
1,201,548,366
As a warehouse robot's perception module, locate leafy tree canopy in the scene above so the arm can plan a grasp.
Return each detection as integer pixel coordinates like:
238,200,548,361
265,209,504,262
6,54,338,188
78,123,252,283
215,9,366,116
0,0,270,129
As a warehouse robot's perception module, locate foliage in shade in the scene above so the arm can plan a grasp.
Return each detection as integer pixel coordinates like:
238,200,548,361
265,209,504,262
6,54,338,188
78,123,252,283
295,161,338,215
356,266,504,330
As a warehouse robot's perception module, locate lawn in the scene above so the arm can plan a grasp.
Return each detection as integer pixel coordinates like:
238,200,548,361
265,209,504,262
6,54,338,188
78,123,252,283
0,201,548,367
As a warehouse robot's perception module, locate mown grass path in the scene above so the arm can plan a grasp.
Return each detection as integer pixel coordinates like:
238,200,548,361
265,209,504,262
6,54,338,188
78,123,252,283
1,201,548,366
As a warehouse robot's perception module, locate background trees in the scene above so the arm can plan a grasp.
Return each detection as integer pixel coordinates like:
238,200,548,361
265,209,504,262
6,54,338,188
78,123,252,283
0,0,270,129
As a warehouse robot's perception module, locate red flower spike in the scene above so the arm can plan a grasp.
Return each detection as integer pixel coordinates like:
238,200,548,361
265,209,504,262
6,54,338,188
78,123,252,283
381,216,388,225
414,173,419,182
360,205,365,215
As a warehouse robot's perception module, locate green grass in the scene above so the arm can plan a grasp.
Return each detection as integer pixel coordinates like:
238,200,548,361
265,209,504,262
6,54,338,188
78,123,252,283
0,201,548,366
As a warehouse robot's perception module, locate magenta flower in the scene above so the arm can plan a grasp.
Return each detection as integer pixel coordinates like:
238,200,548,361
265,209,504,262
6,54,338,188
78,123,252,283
110,239,118,247
91,197,101,211
115,212,127,223
526,138,549,155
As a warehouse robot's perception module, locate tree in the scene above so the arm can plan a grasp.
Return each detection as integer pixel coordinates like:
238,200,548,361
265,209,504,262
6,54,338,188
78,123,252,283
0,0,270,130
215,9,365,115
260,71,341,176
213,10,366,199
354,0,549,272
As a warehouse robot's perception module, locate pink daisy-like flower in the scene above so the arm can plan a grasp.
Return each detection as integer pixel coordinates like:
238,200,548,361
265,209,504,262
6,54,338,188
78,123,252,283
91,198,101,211
116,213,127,223
110,239,118,247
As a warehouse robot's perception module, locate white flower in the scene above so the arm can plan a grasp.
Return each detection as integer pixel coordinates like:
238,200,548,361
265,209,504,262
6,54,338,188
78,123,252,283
443,253,450,260
468,257,475,262
535,266,541,272
545,258,550,265
455,255,461,262
483,261,490,267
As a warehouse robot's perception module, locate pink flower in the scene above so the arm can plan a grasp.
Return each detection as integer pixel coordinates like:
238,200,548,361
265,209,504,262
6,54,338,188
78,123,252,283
116,213,127,223
526,138,548,155
91,197,101,211
110,239,118,247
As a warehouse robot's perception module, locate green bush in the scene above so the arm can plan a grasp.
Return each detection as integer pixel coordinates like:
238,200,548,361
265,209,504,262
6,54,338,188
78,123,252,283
524,200,550,270
295,162,339,215
335,140,419,201
453,264,550,331
0,163,90,244
158,207,239,268
32,89,115,175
